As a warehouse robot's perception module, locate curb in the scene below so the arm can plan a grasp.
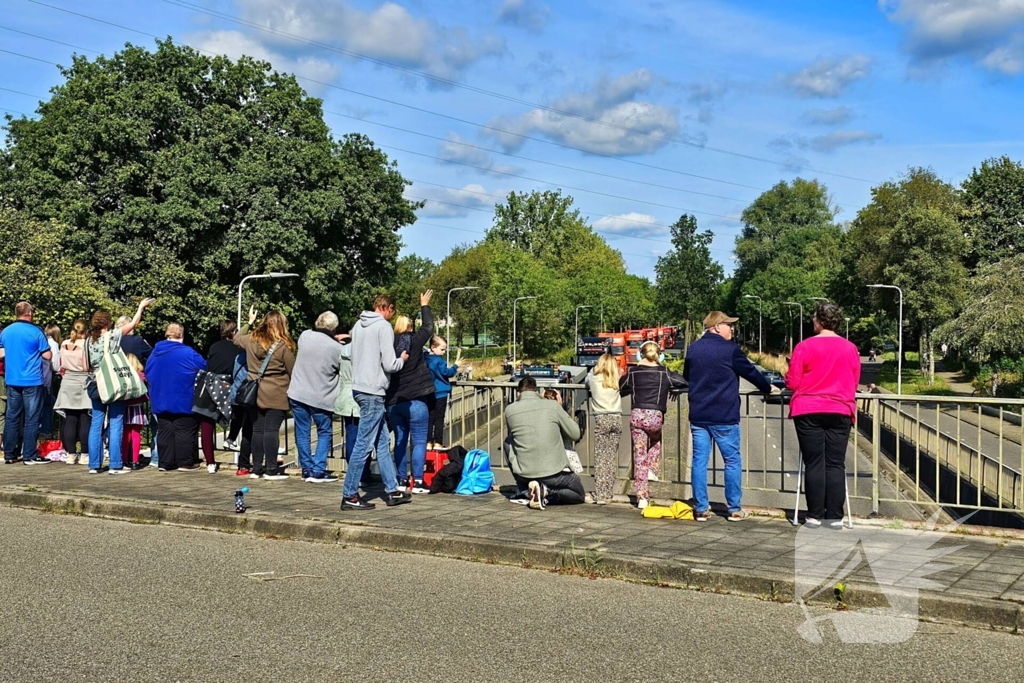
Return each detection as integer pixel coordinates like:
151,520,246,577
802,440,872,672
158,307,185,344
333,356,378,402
2,488,1020,635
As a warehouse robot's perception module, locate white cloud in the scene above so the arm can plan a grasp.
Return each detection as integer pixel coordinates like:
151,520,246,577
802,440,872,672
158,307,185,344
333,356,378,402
497,0,551,33
437,133,524,175
482,69,681,156
405,183,497,218
592,212,666,238
190,30,341,85
769,129,882,154
784,54,873,98
235,0,504,81
801,106,854,125
881,0,1024,75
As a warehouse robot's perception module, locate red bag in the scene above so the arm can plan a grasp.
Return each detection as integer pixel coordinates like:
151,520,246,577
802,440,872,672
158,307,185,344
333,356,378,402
422,449,448,487
38,440,63,456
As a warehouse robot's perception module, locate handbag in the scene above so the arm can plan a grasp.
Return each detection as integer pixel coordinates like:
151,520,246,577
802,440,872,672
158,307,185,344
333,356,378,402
94,332,147,404
565,448,584,475
233,342,279,407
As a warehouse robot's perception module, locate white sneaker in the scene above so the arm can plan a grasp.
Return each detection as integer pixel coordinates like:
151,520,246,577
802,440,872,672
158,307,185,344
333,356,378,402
804,517,821,528
224,439,240,452
263,473,288,481
108,468,131,476
207,463,218,474
647,473,659,482
637,498,649,510
66,454,77,465
277,446,286,455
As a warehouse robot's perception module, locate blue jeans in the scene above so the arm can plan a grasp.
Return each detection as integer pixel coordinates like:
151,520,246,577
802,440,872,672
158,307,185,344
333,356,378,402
40,387,56,435
387,399,428,482
342,393,399,498
290,399,333,477
343,416,359,461
690,423,743,514
89,397,126,470
4,384,44,460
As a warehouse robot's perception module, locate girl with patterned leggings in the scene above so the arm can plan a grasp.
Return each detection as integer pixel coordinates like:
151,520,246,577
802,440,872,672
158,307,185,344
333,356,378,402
585,353,623,504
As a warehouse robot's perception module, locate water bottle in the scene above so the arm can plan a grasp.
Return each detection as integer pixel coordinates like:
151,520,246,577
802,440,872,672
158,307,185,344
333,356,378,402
234,487,249,514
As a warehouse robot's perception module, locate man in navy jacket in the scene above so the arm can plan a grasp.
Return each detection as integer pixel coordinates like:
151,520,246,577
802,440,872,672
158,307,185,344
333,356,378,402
145,323,206,471
684,311,775,522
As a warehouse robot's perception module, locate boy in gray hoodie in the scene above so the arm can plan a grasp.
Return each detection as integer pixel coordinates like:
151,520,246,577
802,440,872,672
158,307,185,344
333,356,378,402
341,294,411,510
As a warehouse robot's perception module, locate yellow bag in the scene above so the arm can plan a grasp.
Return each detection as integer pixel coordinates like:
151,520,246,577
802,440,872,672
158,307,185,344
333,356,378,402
641,500,694,520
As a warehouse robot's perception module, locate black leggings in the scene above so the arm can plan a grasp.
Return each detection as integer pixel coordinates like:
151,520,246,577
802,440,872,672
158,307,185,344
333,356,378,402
248,407,285,475
61,409,91,455
794,413,851,521
428,396,448,444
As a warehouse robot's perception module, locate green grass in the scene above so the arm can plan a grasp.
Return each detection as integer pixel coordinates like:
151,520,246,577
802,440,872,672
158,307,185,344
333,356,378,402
876,356,957,396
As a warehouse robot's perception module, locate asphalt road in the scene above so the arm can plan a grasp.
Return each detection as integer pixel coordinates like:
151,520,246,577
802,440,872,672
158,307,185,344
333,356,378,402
2,508,1022,682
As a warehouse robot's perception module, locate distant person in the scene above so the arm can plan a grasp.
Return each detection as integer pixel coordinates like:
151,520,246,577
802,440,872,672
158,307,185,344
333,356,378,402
340,294,410,510
146,323,206,471
288,311,346,484
40,324,62,437
115,315,154,363
54,319,92,465
87,298,156,474
786,303,861,529
505,376,584,510
122,353,148,470
234,310,296,480
386,291,434,494
586,353,622,505
1,302,53,465
684,311,774,522
618,341,687,509
425,335,459,450
333,323,361,469
204,320,246,466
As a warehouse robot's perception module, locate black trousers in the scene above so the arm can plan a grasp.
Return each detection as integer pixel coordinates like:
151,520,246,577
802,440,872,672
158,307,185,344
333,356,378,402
427,395,448,444
248,407,285,475
794,413,851,521
227,409,245,442
513,471,586,505
157,413,199,470
61,409,91,455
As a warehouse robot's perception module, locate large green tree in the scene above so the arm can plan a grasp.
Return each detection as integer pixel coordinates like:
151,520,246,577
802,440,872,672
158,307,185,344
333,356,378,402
655,214,724,344
960,156,1024,268
0,40,417,339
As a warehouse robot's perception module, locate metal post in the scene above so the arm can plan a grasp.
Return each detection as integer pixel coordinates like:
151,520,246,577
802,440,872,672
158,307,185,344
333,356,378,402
845,317,850,339
867,284,904,395
236,272,299,328
512,296,536,368
446,286,479,363
744,295,762,356
783,302,803,350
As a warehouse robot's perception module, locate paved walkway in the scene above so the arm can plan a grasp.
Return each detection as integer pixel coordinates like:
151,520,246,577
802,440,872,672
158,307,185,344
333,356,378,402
3,462,1024,631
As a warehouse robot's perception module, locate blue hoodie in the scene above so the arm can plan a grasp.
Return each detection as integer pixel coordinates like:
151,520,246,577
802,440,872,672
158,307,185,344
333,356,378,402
425,353,458,398
145,340,207,415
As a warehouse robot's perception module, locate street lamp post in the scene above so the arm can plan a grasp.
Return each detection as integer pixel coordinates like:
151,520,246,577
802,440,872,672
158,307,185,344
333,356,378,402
844,317,851,339
783,301,804,345
868,283,904,395
482,323,490,359
744,295,762,356
574,305,592,361
446,286,480,363
237,272,299,328
512,296,537,367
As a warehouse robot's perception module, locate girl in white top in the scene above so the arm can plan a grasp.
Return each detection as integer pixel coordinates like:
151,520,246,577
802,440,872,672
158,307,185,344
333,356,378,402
586,353,623,504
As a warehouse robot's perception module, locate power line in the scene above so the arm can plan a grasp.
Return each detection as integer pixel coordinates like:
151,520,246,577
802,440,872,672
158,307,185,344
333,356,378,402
157,0,871,183
0,47,58,64
1,106,32,117
0,25,99,54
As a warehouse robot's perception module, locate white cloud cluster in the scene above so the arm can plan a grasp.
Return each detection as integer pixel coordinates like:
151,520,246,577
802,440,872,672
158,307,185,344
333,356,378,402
405,183,496,218
497,0,551,33
881,0,1024,75
436,132,524,175
770,129,882,154
592,212,665,238
801,106,854,125
190,30,341,85
483,69,680,156
233,0,504,81
784,54,873,98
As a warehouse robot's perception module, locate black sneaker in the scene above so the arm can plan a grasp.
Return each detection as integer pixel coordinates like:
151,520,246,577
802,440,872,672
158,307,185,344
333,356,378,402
396,477,410,492
24,456,52,465
411,479,430,494
341,495,376,511
4,457,20,465
384,490,412,507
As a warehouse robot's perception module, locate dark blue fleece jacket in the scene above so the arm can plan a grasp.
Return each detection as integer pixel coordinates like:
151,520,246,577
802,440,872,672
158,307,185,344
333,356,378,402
683,333,771,426
145,340,206,415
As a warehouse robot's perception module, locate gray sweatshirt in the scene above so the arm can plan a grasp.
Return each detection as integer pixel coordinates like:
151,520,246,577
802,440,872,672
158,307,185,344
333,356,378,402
287,329,344,412
349,311,404,396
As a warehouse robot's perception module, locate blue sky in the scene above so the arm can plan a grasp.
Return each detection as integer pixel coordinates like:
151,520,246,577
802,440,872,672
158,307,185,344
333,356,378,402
4,0,1024,276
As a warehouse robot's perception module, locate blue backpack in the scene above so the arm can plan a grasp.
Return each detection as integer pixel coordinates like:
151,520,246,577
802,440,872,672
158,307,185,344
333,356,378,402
455,449,494,495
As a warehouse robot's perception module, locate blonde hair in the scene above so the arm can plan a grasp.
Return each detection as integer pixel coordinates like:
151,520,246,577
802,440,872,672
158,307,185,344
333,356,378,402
44,324,62,345
641,341,661,363
430,334,447,349
125,353,143,373
593,353,619,390
393,315,413,335
251,311,296,352
68,319,88,343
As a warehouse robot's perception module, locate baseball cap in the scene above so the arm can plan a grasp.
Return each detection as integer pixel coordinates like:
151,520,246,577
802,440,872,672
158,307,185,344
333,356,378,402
703,311,739,329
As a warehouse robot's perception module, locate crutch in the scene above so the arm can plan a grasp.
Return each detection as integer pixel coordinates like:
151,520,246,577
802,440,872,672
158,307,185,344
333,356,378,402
791,450,854,529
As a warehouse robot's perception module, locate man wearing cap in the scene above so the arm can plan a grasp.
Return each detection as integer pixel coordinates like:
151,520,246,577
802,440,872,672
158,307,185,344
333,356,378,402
684,311,775,522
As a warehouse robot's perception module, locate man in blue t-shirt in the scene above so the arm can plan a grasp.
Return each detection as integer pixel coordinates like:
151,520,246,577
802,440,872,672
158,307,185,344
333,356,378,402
0,302,53,464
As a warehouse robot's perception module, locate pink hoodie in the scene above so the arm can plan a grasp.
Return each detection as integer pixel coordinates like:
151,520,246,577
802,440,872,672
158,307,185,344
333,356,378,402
785,335,861,418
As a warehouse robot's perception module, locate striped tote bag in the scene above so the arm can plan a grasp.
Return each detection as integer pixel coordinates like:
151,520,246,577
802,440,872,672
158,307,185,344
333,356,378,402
95,333,147,404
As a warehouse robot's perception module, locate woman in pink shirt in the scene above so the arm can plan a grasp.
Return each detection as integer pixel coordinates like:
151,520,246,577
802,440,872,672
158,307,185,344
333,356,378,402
786,302,861,529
